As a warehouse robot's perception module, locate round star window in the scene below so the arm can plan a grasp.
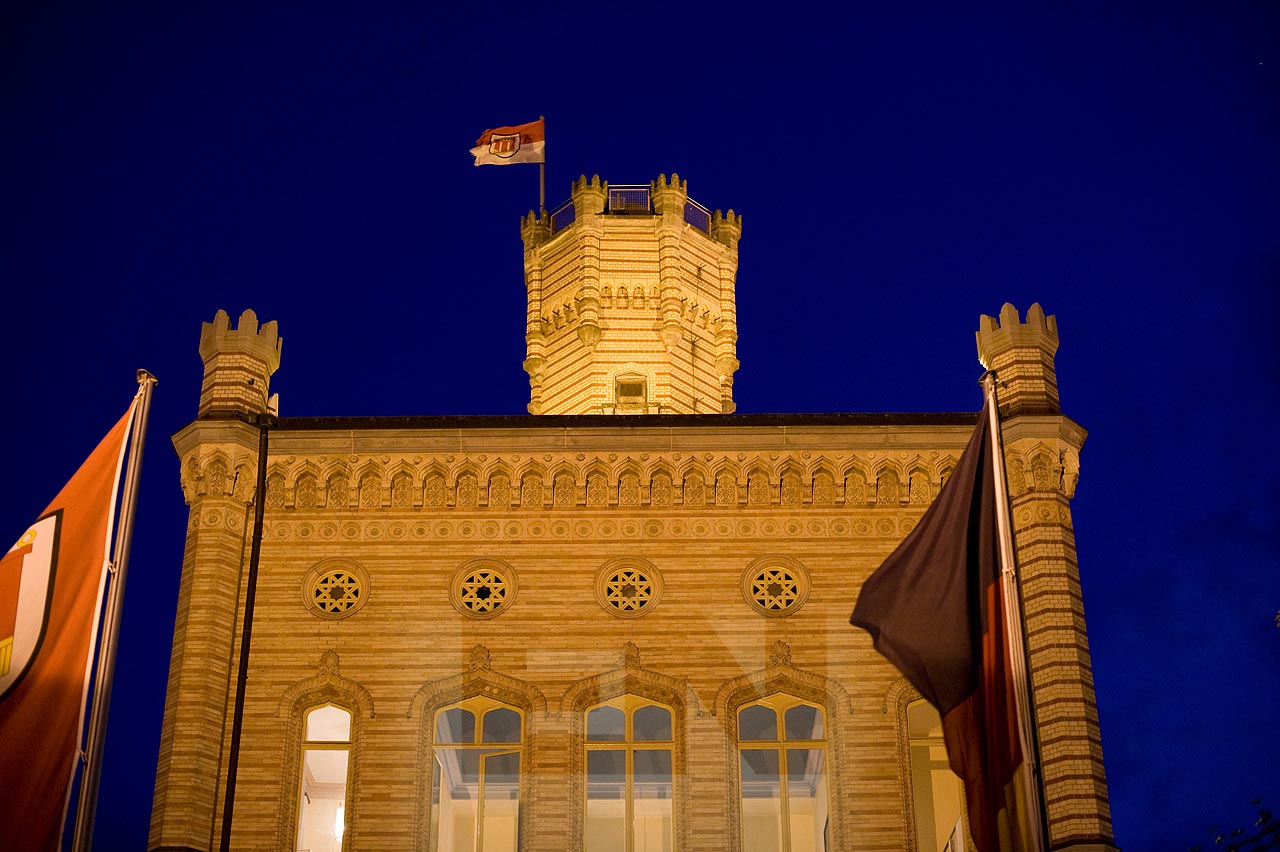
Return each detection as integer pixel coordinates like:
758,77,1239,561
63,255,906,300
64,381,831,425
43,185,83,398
450,559,518,619
303,559,370,619
741,555,810,617
595,557,663,618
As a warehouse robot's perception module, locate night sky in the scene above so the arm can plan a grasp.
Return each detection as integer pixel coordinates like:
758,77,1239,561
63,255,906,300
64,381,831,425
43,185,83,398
3,3,1277,850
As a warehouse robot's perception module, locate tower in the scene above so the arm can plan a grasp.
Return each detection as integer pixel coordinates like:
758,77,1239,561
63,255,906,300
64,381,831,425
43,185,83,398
520,174,741,415
197,308,282,417
151,309,282,851
977,303,1114,851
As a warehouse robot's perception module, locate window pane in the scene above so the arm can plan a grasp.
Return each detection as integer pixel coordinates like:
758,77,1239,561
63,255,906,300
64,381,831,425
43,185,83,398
586,705,625,741
739,749,782,852
633,705,672,741
482,752,520,852
784,704,824,741
436,708,476,744
786,748,829,852
632,749,672,799
634,749,673,852
585,750,626,852
297,748,348,852
305,705,351,742
738,704,778,741
435,750,478,852
482,707,522,743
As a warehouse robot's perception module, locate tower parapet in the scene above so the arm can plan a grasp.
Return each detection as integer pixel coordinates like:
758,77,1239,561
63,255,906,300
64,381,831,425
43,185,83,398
976,302,1059,416
197,309,282,417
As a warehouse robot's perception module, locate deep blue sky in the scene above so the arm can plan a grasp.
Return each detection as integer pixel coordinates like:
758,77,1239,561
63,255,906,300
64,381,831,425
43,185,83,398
3,3,1277,850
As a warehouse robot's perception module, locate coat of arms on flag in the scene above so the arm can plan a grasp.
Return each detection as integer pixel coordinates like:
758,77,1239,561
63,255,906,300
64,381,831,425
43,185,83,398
471,118,545,166
0,516,60,694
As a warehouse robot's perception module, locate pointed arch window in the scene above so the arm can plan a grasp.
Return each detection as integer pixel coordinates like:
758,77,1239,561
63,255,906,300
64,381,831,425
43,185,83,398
907,699,967,852
585,695,674,852
737,695,829,852
431,696,523,852
296,704,352,852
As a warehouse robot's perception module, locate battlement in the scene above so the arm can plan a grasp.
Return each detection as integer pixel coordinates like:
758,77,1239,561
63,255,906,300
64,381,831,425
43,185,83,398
976,303,1060,416
651,173,688,216
711,209,742,248
197,309,282,417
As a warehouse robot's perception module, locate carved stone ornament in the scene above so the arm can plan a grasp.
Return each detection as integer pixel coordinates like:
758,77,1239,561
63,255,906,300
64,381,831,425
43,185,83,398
521,474,543,507
469,644,492,671
295,476,318,509
767,640,792,668
650,472,672,505
423,475,445,508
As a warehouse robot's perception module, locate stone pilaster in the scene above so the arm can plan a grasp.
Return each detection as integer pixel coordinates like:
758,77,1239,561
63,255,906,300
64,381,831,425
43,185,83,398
653,173,688,353
712,209,742,414
520,211,549,414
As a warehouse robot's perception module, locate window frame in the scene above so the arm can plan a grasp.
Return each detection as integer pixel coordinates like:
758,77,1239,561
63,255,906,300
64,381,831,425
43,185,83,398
583,694,676,852
295,703,355,852
428,695,526,852
734,693,833,852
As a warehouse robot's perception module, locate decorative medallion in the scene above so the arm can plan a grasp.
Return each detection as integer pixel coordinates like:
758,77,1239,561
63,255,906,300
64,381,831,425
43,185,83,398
595,557,663,618
450,558,518,619
741,555,810,617
303,558,371,619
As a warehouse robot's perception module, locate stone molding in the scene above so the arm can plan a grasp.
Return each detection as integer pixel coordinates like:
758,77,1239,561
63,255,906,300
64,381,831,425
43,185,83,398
407,649,546,852
711,642,854,852
274,651,373,852
560,643,699,852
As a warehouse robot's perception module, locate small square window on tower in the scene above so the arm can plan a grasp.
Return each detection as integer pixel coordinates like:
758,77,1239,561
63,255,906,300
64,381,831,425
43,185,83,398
615,377,647,412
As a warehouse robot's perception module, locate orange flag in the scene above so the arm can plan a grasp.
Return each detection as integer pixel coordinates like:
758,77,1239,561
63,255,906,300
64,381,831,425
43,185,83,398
0,404,135,852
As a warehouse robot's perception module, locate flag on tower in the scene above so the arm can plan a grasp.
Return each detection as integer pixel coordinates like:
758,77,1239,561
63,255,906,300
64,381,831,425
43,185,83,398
0,404,135,852
470,118,545,166
850,399,1041,852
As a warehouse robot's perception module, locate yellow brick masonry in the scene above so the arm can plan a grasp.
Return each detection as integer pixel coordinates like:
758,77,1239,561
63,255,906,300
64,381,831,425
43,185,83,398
153,289,1118,852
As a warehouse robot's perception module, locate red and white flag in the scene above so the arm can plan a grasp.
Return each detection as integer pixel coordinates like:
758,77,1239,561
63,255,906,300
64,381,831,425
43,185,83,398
470,118,545,166
0,404,135,852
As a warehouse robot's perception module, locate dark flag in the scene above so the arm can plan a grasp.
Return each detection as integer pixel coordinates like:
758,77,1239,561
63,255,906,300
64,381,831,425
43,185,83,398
850,398,1040,852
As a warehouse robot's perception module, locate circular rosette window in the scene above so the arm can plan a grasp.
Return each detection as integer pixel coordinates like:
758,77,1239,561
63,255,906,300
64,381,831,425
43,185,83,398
450,558,518,619
595,557,663,618
303,559,371,619
741,555,810,617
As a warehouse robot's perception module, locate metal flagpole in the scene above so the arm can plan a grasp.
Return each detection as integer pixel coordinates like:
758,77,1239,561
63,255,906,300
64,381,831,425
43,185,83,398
982,371,1051,852
539,114,546,215
218,411,272,852
71,369,158,852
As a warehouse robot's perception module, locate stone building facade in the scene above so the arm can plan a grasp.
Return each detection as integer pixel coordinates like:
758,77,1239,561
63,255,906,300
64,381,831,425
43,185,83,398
149,177,1117,852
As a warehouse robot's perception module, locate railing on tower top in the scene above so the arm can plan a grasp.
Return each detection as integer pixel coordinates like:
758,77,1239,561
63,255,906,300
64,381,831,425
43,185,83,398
546,186,714,236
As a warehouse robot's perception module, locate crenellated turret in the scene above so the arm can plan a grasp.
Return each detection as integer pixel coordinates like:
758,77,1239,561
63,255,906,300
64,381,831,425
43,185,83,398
976,303,1060,416
520,174,740,414
197,309,282,417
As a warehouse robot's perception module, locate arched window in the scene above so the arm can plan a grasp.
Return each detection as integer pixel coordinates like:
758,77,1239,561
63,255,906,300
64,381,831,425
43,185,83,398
907,700,967,852
431,697,523,852
296,704,352,852
737,695,829,852
585,695,674,852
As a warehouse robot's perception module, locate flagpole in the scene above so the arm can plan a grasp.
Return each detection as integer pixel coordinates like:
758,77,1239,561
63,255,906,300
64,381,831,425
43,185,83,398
539,114,546,216
71,369,158,852
982,371,1050,852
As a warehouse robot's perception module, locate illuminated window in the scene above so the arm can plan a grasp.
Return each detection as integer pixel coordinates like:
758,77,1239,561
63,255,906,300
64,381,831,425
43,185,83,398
737,695,829,852
585,695,674,852
296,704,352,852
431,697,523,852
907,700,967,852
